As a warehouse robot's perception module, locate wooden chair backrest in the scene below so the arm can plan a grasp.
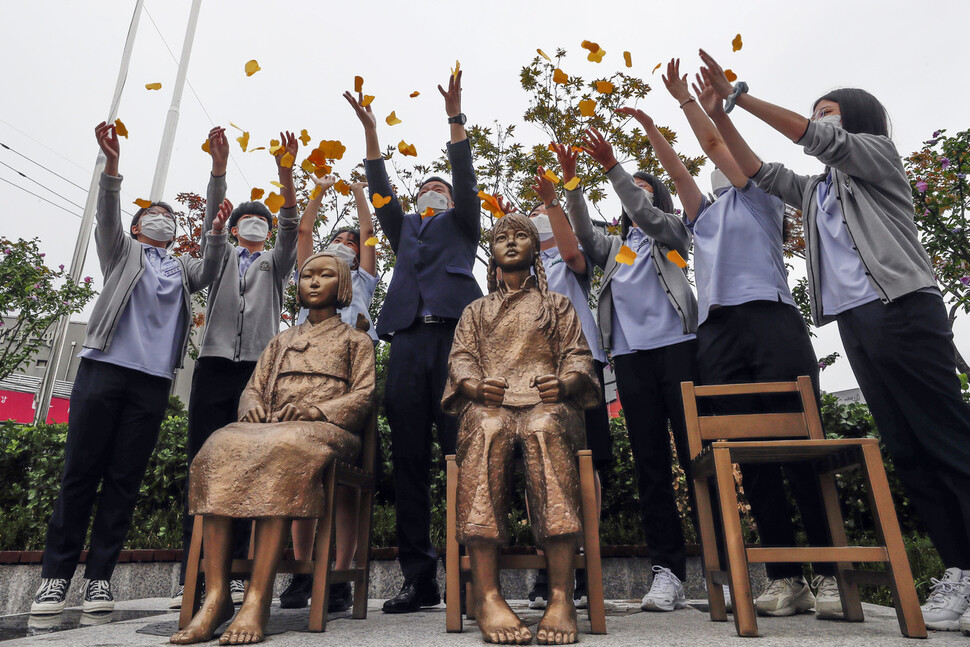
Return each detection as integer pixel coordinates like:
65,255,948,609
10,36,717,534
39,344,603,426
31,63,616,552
680,376,824,461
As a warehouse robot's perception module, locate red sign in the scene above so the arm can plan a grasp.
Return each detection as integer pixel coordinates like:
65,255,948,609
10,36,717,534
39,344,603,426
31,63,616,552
0,390,70,425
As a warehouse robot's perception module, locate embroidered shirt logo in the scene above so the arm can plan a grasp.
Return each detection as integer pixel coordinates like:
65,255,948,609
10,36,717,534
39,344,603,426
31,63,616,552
259,260,271,271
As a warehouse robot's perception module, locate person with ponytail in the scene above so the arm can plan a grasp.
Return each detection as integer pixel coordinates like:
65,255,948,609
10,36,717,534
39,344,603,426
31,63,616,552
697,49,970,632
555,125,699,612
658,58,839,617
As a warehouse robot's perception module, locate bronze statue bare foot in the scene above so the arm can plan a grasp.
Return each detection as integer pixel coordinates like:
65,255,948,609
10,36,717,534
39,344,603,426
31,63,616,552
218,600,267,645
536,591,577,645
170,592,234,644
476,591,532,644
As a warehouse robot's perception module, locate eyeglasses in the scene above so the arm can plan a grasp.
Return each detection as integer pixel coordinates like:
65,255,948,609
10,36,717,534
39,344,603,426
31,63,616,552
811,106,839,122
144,209,175,220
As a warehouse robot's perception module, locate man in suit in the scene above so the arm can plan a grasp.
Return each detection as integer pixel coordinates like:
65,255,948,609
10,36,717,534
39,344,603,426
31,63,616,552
344,70,481,613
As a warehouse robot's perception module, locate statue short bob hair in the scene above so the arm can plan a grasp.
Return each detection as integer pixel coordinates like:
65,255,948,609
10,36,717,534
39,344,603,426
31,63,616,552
297,251,353,310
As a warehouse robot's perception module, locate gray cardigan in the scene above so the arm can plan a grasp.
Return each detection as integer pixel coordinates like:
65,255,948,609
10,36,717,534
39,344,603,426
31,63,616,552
754,120,936,326
565,164,698,352
197,173,299,362
82,173,227,369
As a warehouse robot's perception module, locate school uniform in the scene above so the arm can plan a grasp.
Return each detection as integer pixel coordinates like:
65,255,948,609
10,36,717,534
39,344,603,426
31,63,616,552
42,173,225,581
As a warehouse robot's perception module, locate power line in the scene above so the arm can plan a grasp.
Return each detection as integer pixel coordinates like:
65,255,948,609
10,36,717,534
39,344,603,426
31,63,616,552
142,3,251,188
1,143,88,193
0,159,86,211
0,118,89,176
0,176,82,219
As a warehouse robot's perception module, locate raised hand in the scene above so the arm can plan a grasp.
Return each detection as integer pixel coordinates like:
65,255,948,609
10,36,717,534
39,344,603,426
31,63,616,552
662,58,692,104
212,198,232,233
693,72,724,117
550,143,578,182
94,121,120,176
581,127,619,171
495,195,518,216
242,405,267,423
534,374,565,403
698,49,735,99
209,126,229,175
276,131,298,175
311,174,336,193
273,403,311,422
438,69,463,118
532,167,558,205
343,91,378,132
615,107,654,131
477,377,508,406
350,180,368,193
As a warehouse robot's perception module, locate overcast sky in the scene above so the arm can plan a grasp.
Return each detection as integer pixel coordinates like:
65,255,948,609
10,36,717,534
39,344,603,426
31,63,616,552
3,0,968,393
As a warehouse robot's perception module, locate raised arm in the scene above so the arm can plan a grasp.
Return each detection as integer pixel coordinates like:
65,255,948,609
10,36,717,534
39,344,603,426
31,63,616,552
92,122,126,272
351,180,376,276
297,174,335,270
609,108,705,221
202,126,229,255
186,200,230,292
558,154,614,271
272,130,300,278
536,145,586,274
440,70,480,241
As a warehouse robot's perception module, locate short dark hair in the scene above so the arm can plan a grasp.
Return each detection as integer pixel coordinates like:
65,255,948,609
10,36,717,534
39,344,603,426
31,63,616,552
228,201,274,232
812,88,890,138
418,176,453,200
129,201,175,239
329,227,361,254
620,172,675,240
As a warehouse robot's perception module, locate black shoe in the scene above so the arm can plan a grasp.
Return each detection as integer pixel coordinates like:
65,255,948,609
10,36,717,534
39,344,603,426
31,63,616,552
328,582,353,613
279,574,313,609
382,577,440,614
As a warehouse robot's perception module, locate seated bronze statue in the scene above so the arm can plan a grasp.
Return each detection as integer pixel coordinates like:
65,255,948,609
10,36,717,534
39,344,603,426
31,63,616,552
171,251,375,645
442,214,600,645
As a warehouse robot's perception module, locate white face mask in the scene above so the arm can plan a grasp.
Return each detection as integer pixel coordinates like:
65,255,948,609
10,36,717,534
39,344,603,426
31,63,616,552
815,114,843,129
711,168,732,197
415,190,450,215
237,217,269,242
138,213,176,242
324,241,358,268
531,215,554,242
641,188,655,205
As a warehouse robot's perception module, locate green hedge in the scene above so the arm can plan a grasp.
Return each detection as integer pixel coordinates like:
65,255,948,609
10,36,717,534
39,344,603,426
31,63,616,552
0,392,944,603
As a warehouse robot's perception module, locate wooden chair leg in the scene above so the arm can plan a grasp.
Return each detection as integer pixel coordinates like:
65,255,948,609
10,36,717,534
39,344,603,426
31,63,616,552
179,515,205,629
860,443,927,639
694,474,727,622
309,468,337,633
352,485,374,620
713,448,757,637
445,455,463,632
464,580,476,620
578,450,606,634
817,469,864,622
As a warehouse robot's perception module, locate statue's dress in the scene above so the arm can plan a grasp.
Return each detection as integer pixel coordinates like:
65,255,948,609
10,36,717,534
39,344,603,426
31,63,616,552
189,315,375,519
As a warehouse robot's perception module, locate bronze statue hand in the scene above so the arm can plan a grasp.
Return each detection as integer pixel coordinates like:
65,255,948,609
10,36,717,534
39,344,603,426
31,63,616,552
273,403,310,422
533,374,565,403
478,377,508,406
242,406,268,423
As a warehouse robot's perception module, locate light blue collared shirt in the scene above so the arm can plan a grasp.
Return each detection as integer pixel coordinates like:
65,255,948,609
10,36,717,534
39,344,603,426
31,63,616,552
610,227,695,356
690,182,796,325
79,243,185,379
816,172,880,316
238,248,262,277
295,267,381,343
539,246,607,364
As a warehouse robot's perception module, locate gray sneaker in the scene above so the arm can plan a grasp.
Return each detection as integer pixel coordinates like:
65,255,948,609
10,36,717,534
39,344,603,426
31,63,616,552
169,585,184,610
754,576,815,616
230,579,246,605
921,568,970,631
30,578,69,615
813,575,842,619
641,566,687,612
82,579,115,613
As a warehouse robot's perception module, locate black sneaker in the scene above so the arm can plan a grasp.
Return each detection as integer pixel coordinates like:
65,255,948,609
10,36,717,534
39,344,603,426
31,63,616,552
529,570,549,610
230,579,246,605
328,582,353,613
381,577,440,614
30,578,69,615
574,568,588,609
279,574,312,609
82,579,115,613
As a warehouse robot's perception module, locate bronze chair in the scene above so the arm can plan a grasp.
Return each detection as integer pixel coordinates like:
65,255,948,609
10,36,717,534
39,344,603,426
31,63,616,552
180,411,379,633
681,376,925,638
444,449,607,635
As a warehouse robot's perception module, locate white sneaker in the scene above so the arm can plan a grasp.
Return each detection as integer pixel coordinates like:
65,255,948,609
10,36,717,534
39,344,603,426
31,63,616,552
960,604,970,636
641,566,687,612
82,579,115,613
169,585,184,610
723,585,733,613
921,567,970,631
813,575,842,619
230,579,246,605
30,578,69,615
754,576,815,616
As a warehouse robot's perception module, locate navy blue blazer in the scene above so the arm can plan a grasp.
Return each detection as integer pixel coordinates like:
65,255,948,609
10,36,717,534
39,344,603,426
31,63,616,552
365,139,483,339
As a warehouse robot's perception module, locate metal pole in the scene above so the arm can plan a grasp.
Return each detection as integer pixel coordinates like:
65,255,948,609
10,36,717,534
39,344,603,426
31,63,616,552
149,0,203,201
34,0,145,425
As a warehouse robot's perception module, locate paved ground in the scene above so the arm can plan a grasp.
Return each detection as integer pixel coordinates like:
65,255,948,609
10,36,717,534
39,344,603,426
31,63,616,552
1,597,964,646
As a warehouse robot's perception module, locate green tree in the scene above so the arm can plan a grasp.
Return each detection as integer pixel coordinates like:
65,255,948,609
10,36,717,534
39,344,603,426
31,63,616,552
0,238,96,381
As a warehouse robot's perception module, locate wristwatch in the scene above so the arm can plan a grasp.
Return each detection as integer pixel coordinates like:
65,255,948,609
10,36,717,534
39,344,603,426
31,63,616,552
447,113,467,125
545,198,561,209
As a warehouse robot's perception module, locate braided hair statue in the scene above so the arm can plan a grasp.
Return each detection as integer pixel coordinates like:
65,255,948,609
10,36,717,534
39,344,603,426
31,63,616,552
486,213,556,340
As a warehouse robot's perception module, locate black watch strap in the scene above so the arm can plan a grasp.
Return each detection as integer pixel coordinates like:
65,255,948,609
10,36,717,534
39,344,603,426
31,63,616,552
448,113,467,125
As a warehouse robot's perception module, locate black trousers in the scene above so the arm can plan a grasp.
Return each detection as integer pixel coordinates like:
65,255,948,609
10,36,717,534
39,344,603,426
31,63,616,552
585,360,613,471
42,359,171,580
697,300,834,578
612,339,699,581
385,321,459,581
179,356,257,584
838,291,970,568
